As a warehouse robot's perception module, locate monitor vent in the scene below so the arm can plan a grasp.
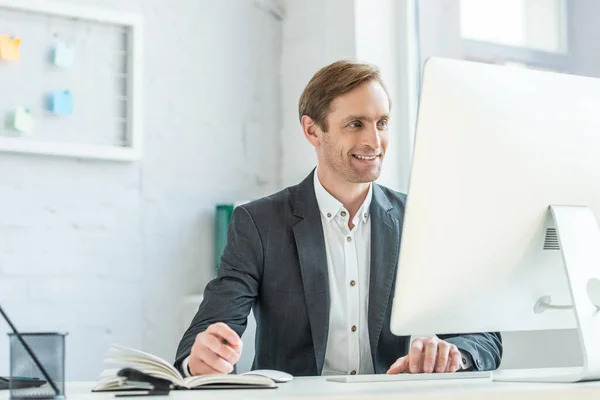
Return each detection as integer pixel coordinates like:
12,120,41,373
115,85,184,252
544,228,560,250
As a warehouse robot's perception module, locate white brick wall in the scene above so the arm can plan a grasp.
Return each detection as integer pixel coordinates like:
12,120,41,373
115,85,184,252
0,0,282,381
0,278,28,303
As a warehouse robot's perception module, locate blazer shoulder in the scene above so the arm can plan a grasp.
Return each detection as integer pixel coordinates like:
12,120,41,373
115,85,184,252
376,184,407,214
233,185,295,226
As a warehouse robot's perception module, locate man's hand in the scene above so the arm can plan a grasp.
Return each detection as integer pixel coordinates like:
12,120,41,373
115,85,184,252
188,322,243,375
386,336,462,374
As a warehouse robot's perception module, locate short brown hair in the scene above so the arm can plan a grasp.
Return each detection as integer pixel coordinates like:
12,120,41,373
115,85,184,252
298,60,390,131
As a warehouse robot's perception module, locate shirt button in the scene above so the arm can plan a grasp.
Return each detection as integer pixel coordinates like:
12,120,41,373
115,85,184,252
351,325,357,332
350,370,357,375
340,211,347,217
327,212,332,218
350,280,356,286
346,236,352,242
364,213,368,218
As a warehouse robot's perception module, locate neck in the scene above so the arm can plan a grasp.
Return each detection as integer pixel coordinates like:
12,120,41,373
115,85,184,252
317,167,371,216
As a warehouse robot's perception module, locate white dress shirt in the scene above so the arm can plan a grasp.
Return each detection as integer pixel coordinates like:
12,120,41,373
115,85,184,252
313,172,375,376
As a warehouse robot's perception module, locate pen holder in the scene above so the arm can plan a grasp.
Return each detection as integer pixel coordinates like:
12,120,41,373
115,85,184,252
8,332,67,400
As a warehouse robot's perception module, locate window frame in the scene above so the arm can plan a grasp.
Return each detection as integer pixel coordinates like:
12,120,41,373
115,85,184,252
458,0,573,73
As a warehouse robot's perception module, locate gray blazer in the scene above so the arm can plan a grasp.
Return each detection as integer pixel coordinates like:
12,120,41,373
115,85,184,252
175,170,502,375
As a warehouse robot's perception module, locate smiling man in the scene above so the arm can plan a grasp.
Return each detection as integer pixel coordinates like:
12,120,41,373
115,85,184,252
175,60,502,377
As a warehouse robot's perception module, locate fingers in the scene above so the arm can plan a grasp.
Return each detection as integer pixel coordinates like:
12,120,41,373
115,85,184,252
448,347,462,372
422,338,439,373
197,346,235,374
190,338,234,374
203,333,241,365
405,337,462,374
434,341,451,373
386,356,409,374
409,339,425,373
207,323,243,352
189,358,222,376
189,323,244,375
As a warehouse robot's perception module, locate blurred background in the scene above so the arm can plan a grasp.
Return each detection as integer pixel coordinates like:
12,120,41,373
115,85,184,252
0,0,597,381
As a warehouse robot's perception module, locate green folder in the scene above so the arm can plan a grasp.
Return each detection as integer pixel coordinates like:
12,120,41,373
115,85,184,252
214,201,251,272
215,204,234,271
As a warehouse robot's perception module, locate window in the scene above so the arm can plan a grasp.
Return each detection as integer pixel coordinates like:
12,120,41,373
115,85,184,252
457,0,569,71
460,0,567,54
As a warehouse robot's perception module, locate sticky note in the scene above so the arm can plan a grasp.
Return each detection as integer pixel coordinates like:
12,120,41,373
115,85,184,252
0,34,21,61
52,42,75,67
13,107,34,133
49,90,73,115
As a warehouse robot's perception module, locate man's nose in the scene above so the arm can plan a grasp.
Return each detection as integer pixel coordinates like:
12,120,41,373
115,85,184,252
361,123,382,149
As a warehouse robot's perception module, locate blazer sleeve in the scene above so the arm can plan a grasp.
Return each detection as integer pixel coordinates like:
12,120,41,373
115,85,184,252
173,205,263,372
439,332,503,371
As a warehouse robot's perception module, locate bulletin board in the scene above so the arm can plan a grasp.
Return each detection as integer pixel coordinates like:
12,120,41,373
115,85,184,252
0,0,143,161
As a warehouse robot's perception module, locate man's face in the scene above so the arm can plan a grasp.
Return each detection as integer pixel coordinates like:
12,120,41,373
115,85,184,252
318,80,390,183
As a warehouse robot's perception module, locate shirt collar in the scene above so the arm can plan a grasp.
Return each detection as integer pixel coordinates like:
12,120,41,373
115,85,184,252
313,169,373,224
356,183,373,224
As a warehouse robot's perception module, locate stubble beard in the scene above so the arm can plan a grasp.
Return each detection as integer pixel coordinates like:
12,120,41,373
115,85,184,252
322,139,382,184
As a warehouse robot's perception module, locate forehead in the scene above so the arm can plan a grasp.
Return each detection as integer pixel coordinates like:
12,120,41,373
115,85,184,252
328,81,390,120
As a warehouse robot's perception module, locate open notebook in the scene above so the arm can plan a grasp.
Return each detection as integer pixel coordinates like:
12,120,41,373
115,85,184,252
93,344,277,391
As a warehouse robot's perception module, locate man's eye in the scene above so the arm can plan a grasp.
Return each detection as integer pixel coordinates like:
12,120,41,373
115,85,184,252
378,120,388,128
348,122,362,128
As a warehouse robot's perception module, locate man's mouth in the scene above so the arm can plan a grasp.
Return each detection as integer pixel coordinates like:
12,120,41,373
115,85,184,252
352,154,379,160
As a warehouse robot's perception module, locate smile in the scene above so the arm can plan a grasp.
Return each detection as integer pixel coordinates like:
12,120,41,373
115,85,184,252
352,154,379,160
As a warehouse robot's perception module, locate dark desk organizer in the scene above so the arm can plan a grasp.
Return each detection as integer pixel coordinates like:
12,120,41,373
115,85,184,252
9,332,66,400
1,305,66,400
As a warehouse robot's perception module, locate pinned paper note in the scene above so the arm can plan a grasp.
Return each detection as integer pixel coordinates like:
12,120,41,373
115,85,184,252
52,42,75,67
49,90,73,115
0,34,21,61
13,107,34,133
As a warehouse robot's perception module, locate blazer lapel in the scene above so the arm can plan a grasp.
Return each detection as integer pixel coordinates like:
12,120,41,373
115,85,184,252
291,171,330,375
368,185,401,364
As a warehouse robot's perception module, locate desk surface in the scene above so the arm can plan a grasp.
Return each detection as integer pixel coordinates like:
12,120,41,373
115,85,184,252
2,375,600,400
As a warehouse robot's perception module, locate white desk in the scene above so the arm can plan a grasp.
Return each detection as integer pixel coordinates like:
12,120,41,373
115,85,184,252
2,376,600,400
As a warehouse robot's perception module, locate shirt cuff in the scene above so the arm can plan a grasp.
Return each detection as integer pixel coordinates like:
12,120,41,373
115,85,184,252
458,350,473,371
182,354,193,377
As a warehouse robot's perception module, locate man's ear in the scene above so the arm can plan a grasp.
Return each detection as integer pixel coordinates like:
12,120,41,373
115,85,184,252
301,115,321,147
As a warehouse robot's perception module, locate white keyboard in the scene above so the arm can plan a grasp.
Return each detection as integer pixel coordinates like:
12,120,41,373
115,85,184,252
326,371,491,383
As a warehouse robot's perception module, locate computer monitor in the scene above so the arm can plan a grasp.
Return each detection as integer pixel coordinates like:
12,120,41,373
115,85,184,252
389,58,600,383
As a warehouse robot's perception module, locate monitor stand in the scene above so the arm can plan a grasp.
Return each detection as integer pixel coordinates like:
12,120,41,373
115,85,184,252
494,205,600,383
